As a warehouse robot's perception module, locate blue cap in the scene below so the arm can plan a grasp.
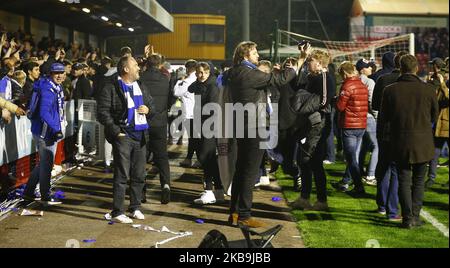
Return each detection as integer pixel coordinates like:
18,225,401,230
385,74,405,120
50,63,65,73
355,58,371,72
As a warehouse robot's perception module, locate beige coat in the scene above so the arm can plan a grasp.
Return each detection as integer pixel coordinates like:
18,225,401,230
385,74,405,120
0,97,19,114
435,83,449,138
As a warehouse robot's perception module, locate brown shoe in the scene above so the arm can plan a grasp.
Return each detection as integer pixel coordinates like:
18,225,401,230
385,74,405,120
238,217,267,228
290,197,312,210
179,158,192,167
228,213,238,226
307,201,329,211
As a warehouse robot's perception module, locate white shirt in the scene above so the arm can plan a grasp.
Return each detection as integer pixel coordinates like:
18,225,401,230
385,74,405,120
360,74,377,118
174,72,196,120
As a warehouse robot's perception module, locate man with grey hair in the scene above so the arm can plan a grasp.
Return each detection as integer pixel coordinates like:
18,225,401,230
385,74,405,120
97,56,153,224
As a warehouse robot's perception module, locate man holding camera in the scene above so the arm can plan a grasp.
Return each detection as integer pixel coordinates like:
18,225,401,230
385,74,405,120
426,57,449,188
23,63,66,205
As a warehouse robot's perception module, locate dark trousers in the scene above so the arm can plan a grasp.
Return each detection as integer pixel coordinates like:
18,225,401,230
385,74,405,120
111,136,146,217
334,111,343,153
279,129,299,178
428,137,448,180
299,117,329,202
185,118,200,159
325,110,336,162
230,136,265,219
24,135,57,200
375,144,399,217
168,111,183,143
146,126,170,187
198,137,222,190
397,162,427,223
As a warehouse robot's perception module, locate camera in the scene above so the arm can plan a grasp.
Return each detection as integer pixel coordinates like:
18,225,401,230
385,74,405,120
298,40,310,49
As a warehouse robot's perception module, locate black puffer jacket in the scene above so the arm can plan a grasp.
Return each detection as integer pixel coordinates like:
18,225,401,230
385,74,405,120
97,78,154,144
290,89,321,115
140,67,170,127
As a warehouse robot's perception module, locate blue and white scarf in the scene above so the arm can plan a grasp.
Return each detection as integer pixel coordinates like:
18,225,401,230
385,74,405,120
0,75,12,100
118,78,149,131
241,60,257,70
47,78,65,124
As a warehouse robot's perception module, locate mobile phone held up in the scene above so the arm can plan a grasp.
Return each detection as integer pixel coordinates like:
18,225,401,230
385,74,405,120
298,40,310,50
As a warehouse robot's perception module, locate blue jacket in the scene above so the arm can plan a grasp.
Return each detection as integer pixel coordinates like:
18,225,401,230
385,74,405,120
30,77,65,142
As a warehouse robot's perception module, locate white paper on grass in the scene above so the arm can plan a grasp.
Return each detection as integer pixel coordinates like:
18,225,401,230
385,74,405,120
131,224,193,247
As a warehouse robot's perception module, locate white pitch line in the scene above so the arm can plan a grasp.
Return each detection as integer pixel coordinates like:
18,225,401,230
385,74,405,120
420,210,449,238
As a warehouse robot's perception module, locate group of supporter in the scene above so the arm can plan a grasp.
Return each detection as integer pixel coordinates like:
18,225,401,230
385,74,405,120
1,22,449,229
414,27,449,60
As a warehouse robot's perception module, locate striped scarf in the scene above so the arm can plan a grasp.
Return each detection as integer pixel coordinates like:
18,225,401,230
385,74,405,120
118,78,149,131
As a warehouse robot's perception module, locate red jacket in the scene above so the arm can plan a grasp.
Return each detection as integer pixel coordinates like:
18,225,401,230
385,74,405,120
336,77,368,129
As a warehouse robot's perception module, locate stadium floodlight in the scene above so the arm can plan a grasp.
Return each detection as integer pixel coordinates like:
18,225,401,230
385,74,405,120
128,28,134,32
101,16,109,21
116,23,123,27
82,8,91,13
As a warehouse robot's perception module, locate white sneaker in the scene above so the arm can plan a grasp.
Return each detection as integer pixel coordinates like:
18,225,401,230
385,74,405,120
194,190,216,205
364,176,377,186
130,210,145,220
113,214,134,224
323,160,334,165
259,176,271,186
268,173,277,181
226,184,232,197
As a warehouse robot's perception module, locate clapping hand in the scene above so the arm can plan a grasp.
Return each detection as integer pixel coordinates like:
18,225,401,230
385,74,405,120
299,42,312,59
15,107,26,116
144,44,155,58
0,33,7,46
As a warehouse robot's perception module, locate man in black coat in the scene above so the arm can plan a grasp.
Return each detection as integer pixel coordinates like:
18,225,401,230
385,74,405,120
369,51,395,83
97,56,153,224
378,54,439,229
73,63,93,100
188,62,223,205
372,51,407,221
372,51,408,112
140,54,171,204
225,41,297,228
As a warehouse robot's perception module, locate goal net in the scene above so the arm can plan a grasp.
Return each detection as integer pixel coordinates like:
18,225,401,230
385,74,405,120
269,30,414,70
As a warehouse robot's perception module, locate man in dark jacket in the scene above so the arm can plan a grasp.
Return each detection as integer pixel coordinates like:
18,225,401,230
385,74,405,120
188,62,223,205
372,51,408,112
73,63,93,100
97,56,153,224
378,54,439,229
372,51,408,220
291,49,335,211
225,41,297,228
22,61,40,106
140,53,171,204
369,51,395,83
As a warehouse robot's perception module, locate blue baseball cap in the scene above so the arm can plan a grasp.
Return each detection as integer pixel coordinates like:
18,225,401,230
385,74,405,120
355,58,371,72
50,63,65,73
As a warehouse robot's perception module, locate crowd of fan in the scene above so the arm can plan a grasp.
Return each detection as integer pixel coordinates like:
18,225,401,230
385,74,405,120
0,24,449,230
414,27,449,60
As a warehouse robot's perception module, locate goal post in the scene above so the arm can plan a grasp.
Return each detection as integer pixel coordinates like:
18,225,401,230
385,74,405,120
264,29,415,70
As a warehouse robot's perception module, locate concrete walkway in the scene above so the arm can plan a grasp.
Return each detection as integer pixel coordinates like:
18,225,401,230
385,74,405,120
0,144,304,248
